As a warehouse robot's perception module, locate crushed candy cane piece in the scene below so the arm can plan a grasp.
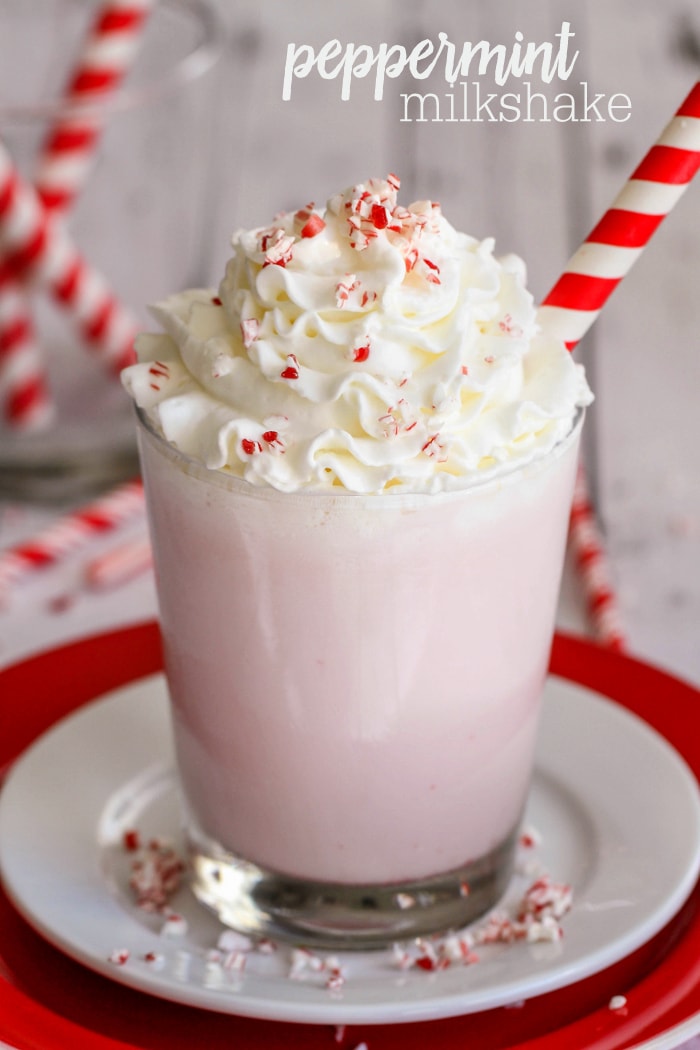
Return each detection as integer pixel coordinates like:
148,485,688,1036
217,929,254,953
122,829,140,852
280,353,300,380
519,825,543,849
160,912,188,938
109,948,130,965
325,964,345,991
289,946,324,978
143,951,165,970
519,875,573,921
240,317,260,348
223,950,247,973
609,995,628,1012
128,838,185,912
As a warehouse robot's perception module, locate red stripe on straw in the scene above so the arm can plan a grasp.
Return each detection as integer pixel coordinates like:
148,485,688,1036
539,82,700,353
0,480,146,599
4,225,50,275
587,209,665,248
677,81,700,118
0,316,32,354
0,170,17,216
68,69,122,95
37,190,75,211
0,142,138,372
542,273,622,312
631,145,700,185
44,126,100,154
7,376,49,422
96,10,149,33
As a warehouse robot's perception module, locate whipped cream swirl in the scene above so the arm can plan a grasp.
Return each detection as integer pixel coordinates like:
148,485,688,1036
123,175,592,494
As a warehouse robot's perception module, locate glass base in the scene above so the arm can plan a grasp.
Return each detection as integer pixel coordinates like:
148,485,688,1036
187,824,518,950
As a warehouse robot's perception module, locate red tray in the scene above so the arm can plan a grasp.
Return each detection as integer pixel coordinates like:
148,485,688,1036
0,624,699,1050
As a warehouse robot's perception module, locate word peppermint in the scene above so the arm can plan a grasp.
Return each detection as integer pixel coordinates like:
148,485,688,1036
283,25,579,102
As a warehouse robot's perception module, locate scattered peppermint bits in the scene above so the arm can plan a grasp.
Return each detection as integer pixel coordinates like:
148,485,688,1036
260,227,295,268
297,211,326,238
217,929,254,953
422,257,441,284
280,353,300,380
241,438,263,456
335,275,360,308
609,994,628,1012
160,912,189,938
421,434,448,461
498,313,524,337
519,874,573,922
240,317,260,349
147,361,170,392
125,832,185,913
324,957,346,991
519,825,543,849
352,341,370,363
223,950,247,974
111,823,573,1000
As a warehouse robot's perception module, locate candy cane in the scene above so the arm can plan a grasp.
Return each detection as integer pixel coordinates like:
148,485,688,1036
0,479,144,597
538,82,700,650
0,1,153,427
0,139,138,375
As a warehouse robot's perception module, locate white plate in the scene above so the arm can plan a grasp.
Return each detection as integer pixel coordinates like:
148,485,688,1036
0,673,699,1027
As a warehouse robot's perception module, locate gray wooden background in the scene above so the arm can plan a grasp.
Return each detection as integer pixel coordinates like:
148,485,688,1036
201,0,700,685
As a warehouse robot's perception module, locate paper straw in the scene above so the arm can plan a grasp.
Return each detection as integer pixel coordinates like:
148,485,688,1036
568,464,628,651
36,0,154,212
538,81,700,350
0,139,138,375
0,1,153,428
539,82,700,650
0,267,53,428
0,479,144,597
85,534,152,590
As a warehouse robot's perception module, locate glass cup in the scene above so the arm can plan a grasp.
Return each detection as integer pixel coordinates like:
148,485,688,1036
0,0,222,502
137,407,584,949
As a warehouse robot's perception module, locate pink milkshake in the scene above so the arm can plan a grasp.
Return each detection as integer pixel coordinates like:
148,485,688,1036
124,175,591,945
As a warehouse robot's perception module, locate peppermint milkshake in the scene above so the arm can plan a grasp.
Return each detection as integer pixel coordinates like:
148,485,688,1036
123,175,591,946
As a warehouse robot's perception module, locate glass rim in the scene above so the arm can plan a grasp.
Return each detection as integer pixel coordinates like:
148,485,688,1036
0,0,224,125
135,403,586,506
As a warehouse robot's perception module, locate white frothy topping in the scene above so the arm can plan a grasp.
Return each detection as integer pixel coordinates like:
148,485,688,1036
122,175,592,494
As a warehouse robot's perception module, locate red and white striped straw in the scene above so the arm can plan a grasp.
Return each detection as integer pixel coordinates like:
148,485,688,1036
36,0,155,212
0,267,53,429
85,534,152,590
0,479,144,597
568,464,628,652
0,138,138,375
539,82,700,649
539,82,700,348
0,1,153,428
